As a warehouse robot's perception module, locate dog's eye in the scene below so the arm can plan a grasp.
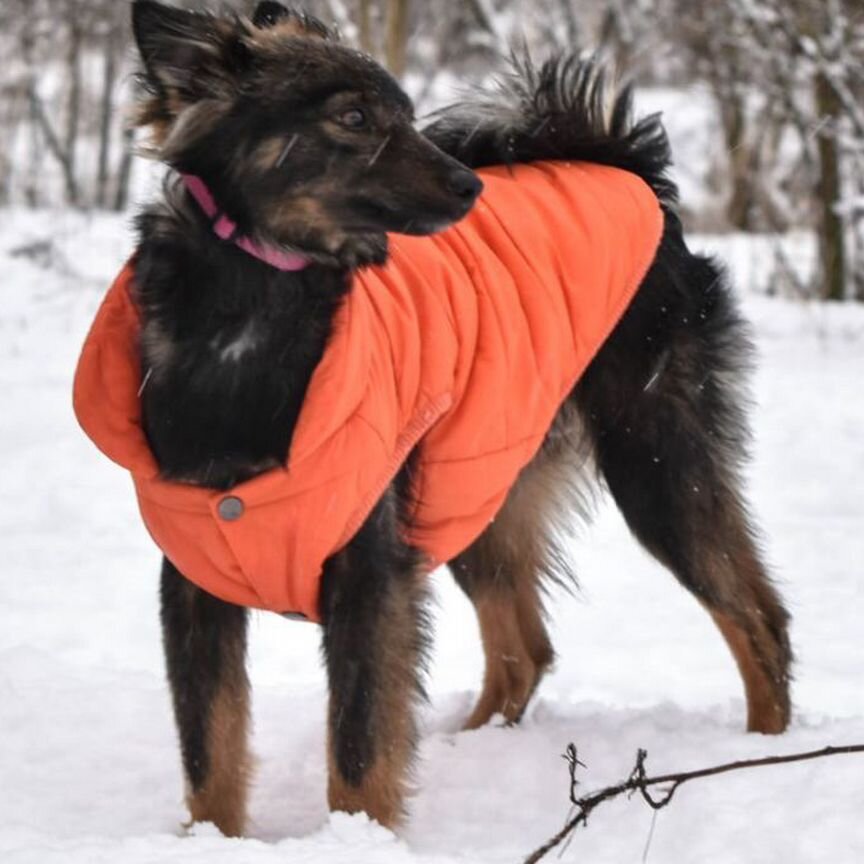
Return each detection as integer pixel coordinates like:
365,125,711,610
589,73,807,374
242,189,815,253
338,108,367,129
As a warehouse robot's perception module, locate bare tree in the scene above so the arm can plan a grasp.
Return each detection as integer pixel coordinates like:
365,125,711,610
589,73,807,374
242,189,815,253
358,0,375,54
731,0,864,300
2,0,137,209
657,0,863,299
0,0,860,303
385,0,410,78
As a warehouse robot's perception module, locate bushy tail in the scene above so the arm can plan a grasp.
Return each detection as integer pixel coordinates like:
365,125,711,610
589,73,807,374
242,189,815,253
423,53,677,206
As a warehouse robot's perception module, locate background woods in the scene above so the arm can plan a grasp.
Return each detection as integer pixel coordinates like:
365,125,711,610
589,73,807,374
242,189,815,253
0,0,862,300
1,0,134,210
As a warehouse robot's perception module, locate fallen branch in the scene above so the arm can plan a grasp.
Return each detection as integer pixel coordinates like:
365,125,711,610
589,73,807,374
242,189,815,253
524,743,864,864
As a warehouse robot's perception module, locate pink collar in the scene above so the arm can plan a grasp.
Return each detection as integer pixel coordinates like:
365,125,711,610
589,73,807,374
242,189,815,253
181,174,311,272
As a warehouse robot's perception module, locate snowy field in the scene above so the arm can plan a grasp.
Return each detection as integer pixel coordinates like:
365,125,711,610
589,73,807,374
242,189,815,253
1,206,863,864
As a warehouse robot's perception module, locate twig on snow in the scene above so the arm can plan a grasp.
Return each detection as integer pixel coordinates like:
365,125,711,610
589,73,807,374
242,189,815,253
523,743,864,864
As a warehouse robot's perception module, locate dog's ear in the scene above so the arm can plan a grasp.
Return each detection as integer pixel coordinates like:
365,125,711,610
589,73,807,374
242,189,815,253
252,1,290,29
250,1,333,40
132,0,251,102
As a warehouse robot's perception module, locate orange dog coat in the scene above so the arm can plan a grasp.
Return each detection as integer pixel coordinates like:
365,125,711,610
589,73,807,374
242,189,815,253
74,161,663,621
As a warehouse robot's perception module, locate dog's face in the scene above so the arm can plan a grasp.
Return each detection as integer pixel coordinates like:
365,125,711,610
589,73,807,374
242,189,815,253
132,0,482,266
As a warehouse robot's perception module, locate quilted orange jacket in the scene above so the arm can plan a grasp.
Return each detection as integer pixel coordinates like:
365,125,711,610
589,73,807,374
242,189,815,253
74,161,663,621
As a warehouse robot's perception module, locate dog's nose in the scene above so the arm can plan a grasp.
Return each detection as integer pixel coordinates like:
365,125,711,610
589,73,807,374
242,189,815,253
448,169,483,203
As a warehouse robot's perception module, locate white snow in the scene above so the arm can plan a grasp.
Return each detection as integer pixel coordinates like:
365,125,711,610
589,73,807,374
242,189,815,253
1,209,863,863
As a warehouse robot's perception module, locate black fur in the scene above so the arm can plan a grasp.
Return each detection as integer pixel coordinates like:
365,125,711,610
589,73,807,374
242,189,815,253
423,55,677,205
126,0,792,835
160,557,249,791
319,482,429,788
134,205,350,489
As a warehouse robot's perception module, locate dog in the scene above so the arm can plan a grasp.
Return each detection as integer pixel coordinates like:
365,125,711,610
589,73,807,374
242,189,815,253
74,0,792,837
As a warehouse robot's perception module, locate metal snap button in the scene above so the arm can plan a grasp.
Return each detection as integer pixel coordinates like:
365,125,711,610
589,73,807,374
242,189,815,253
217,495,244,521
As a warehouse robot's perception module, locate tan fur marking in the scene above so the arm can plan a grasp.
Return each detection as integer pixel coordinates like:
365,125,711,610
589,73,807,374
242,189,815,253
456,416,587,730
255,136,290,171
702,504,791,734
273,195,335,229
326,726,411,829
638,482,791,736
710,607,788,734
186,674,251,837
266,195,353,254
252,19,328,42
514,575,556,673
134,90,214,152
464,592,551,730
325,571,424,827
134,100,172,148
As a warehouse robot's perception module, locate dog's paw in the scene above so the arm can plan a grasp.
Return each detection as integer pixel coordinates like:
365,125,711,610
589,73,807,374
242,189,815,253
182,820,224,838
328,811,398,844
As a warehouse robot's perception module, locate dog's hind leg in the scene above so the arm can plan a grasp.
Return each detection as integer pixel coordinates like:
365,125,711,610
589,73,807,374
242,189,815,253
450,426,587,729
160,557,251,836
319,492,429,828
575,236,792,733
451,540,553,731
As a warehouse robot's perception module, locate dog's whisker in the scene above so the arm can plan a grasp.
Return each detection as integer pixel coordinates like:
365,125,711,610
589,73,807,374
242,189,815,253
367,135,391,168
530,117,551,137
137,367,153,397
643,370,661,392
275,133,300,168
462,120,484,146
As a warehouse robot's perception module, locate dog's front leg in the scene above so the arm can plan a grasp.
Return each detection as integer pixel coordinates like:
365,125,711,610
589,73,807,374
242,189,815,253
160,557,251,837
319,493,428,829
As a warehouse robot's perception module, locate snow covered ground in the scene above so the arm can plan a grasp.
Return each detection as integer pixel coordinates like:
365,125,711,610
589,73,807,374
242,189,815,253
1,208,863,864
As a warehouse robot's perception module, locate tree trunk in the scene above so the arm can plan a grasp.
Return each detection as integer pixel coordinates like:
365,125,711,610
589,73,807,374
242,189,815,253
0,84,27,206
64,5,83,207
358,0,374,55
723,96,761,231
555,0,580,48
600,7,633,71
385,0,408,78
28,82,79,206
97,20,119,209
814,74,846,300
113,126,135,212
25,95,40,207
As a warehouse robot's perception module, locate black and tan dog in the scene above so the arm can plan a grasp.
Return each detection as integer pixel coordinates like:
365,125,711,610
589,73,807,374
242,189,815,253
119,0,791,836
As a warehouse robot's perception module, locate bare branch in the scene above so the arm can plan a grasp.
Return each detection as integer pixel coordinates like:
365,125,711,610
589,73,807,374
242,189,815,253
465,0,505,47
524,743,864,864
